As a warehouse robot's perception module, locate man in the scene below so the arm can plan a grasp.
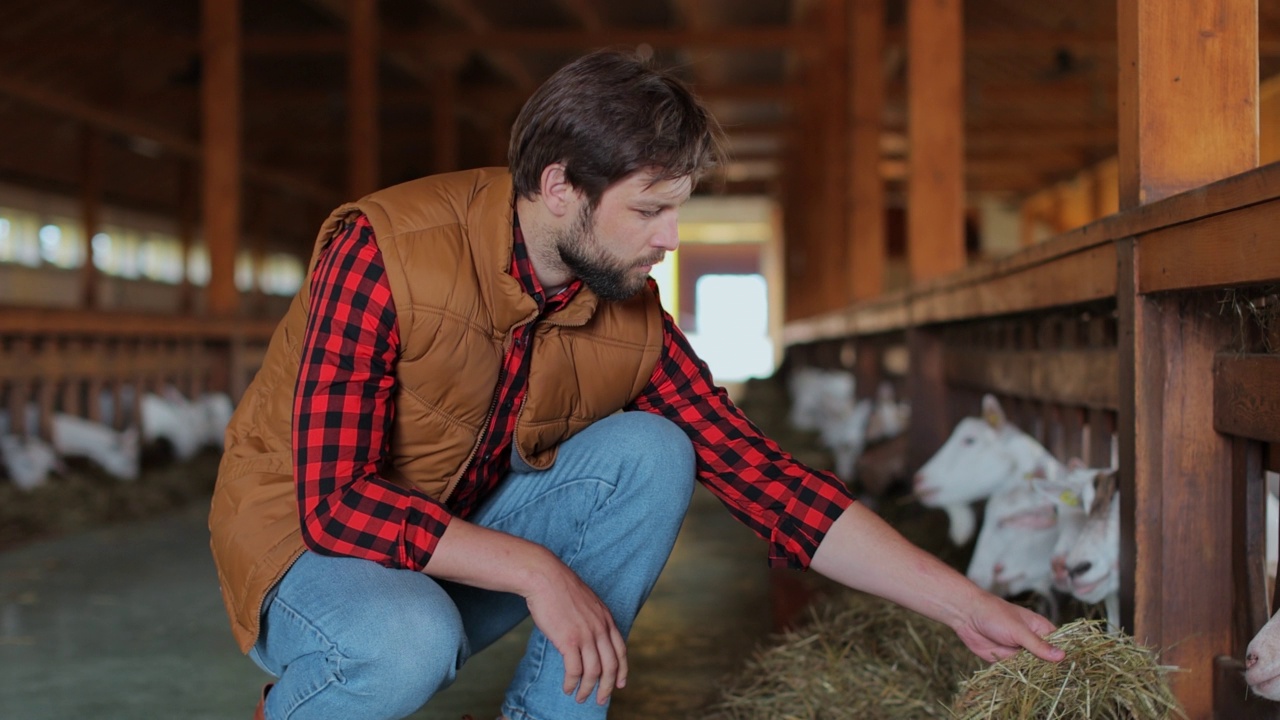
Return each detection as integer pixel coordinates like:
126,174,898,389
209,49,1063,720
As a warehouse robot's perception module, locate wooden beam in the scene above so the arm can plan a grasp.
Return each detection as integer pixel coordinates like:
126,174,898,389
1117,4,1258,716
944,348,1119,410
202,0,242,317
1214,354,1280,445
849,0,887,302
551,0,603,31
1136,198,1280,294
346,0,379,198
0,75,336,203
240,27,819,54
906,0,965,282
431,0,535,91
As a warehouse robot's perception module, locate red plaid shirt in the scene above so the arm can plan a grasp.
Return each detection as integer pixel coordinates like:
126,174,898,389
293,213,854,572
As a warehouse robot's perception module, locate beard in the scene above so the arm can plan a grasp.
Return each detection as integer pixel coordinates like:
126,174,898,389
556,205,659,302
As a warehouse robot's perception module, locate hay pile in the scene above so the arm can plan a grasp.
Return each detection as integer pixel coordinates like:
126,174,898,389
952,619,1184,720
708,594,1184,720
709,592,982,719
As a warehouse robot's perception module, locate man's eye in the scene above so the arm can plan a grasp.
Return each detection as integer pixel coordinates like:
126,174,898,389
639,209,660,218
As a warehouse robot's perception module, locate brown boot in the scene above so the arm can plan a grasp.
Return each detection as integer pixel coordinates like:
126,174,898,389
253,683,273,720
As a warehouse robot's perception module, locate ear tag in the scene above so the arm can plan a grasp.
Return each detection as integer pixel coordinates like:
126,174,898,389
1059,490,1080,507
984,411,1002,427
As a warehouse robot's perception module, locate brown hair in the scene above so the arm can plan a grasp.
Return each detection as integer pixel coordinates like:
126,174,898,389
508,48,726,207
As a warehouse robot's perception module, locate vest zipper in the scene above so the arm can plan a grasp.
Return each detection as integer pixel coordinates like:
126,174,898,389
440,316,535,503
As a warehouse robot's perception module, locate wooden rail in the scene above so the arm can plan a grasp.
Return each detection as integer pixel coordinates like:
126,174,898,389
0,307,276,435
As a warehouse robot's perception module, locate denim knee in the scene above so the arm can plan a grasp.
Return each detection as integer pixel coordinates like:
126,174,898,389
601,412,695,507
327,605,469,718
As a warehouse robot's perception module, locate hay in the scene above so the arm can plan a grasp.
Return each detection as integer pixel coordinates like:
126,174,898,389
709,591,982,720
951,619,1184,720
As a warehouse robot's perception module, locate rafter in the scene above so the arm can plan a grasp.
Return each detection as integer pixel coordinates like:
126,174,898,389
429,0,536,91
551,0,603,31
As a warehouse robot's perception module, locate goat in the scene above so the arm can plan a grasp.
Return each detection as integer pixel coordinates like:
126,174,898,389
912,394,1064,545
964,465,1061,619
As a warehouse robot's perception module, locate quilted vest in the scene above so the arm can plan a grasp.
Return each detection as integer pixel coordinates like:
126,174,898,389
208,168,664,652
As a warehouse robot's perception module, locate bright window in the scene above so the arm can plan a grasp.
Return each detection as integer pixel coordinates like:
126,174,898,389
684,274,775,382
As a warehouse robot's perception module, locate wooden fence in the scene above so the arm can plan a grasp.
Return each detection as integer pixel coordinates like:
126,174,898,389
783,161,1280,718
0,306,275,437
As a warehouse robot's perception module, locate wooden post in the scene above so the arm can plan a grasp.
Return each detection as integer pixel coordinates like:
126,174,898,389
819,0,849,313
202,0,242,317
347,0,379,199
80,125,103,310
177,161,197,315
849,0,886,301
906,0,965,282
1116,2,1258,716
432,63,459,174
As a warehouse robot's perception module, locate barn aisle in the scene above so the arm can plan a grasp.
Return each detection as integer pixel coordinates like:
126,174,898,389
0,485,772,720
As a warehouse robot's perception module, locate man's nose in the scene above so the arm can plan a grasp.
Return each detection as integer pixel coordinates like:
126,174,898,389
653,214,680,252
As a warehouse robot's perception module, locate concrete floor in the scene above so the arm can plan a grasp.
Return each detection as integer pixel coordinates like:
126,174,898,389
0,485,772,720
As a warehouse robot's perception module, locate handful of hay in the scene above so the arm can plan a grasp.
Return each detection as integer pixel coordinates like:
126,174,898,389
709,592,982,719
951,619,1184,720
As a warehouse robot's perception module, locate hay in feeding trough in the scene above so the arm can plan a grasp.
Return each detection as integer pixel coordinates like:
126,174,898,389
709,591,982,720
951,619,1185,720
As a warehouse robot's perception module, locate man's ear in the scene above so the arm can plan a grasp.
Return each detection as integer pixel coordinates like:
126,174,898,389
538,163,580,219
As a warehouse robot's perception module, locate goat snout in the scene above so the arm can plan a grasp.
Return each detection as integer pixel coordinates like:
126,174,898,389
1248,651,1259,669
1068,560,1093,579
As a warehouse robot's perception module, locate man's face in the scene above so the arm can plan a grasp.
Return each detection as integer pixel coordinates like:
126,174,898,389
556,171,692,301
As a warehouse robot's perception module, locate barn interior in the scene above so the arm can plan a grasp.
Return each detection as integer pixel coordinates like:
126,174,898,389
1,0,1279,718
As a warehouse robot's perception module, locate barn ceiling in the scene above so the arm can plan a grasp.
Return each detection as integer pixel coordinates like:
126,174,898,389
0,0,1278,252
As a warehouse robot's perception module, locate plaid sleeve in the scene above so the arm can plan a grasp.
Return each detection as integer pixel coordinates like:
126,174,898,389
293,214,451,571
628,307,855,569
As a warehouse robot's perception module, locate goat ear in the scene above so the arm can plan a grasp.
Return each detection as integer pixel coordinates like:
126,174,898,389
981,394,1007,428
1067,457,1086,471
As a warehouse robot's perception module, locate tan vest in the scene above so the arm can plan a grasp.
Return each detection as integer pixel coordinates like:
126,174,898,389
209,168,664,652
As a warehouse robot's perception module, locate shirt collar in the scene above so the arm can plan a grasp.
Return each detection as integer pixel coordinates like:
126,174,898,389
511,212,582,313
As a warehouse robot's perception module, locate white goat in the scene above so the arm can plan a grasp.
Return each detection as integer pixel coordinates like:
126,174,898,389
141,388,206,461
913,394,1064,545
0,434,62,491
1060,468,1121,631
50,413,140,481
787,367,855,433
817,398,874,483
964,466,1060,615
866,381,911,444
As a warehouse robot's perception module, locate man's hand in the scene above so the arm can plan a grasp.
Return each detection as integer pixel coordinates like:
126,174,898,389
524,559,628,705
950,594,1064,663
422,519,627,705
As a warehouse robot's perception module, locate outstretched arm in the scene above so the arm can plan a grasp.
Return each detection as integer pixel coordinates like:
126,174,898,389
810,502,1065,663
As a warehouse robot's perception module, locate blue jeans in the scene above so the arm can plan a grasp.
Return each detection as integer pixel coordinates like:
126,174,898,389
249,412,696,720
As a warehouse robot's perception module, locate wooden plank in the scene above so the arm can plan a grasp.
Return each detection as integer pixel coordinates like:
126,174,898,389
1117,0,1257,209
906,0,964,283
1231,439,1268,656
906,328,948,472
202,0,243,317
1270,444,1280,474
1138,199,1280,293
943,348,1119,410
0,307,277,339
848,0,886,302
1214,354,1280,444
1214,656,1280,720
346,0,379,199
1121,266,1236,718
912,242,1116,326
